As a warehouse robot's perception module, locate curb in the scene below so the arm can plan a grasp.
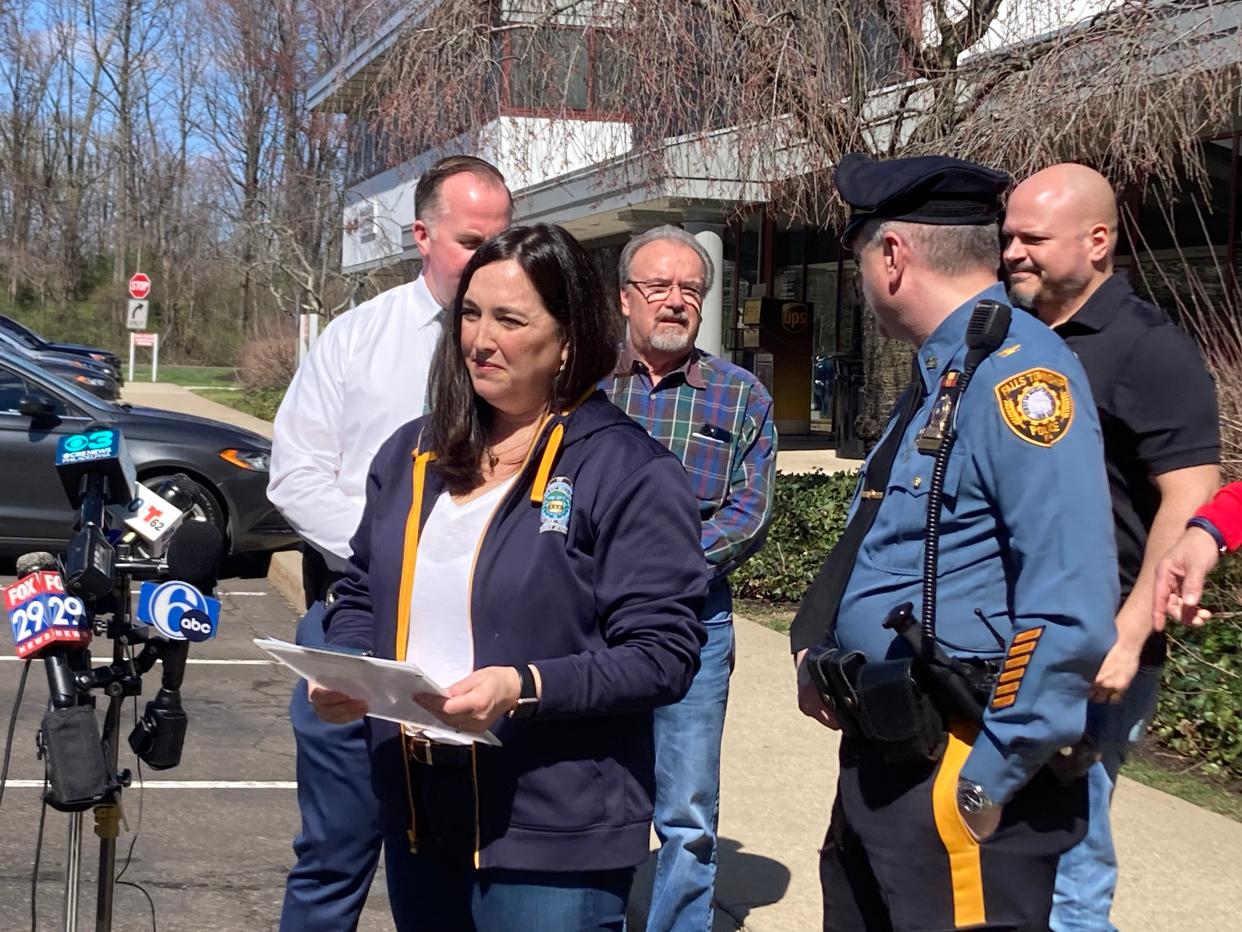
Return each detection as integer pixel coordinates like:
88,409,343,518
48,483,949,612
268,549,304,613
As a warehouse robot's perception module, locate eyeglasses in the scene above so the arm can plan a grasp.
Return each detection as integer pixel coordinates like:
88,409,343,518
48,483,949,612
625,279,706,308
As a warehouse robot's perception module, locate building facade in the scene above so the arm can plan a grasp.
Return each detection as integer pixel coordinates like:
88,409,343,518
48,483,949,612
309,0,1242,450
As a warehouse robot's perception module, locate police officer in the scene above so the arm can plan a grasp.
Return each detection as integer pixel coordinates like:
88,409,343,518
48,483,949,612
791,154,1119,931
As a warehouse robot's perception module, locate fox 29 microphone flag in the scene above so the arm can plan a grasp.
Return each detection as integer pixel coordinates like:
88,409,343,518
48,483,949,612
2,570,90,658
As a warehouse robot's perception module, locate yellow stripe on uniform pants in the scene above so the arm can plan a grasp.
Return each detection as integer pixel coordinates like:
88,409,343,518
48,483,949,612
931,723,986,928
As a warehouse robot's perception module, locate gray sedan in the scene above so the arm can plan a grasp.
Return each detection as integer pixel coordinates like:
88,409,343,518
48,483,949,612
0,350,297,574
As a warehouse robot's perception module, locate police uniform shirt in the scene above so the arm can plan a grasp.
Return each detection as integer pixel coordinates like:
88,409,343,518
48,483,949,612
1047,273,1220,665
834,282,1120,805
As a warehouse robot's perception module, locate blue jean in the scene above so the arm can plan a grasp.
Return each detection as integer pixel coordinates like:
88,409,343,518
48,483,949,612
1050,663,1162,932
646,580,735,932
381,815,633,931
280,604,384,932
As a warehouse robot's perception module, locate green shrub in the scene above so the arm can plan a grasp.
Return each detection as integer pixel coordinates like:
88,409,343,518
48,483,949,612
1155,558,1242,778
733,469,859,602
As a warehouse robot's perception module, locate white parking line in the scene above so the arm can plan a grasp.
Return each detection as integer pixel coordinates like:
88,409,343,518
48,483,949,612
3,780,295,789
0,657,276,665
126,590,270,597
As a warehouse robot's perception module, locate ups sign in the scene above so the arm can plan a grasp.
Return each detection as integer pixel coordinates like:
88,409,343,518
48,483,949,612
781,303,809,334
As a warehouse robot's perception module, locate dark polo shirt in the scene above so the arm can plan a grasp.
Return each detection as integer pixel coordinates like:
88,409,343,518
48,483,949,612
1049,273,1220,665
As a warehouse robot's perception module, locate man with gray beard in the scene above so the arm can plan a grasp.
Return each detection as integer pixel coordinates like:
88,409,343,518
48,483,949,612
604,226,777,931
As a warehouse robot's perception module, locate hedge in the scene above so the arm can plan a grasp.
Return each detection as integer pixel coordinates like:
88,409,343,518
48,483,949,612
733,470,858,602
738,470,1242,777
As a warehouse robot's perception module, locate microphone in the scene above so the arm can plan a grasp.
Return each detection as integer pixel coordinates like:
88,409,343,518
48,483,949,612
164,521,224,592
3,552,91,664
17,551,113,810
128,521,224,769
119,475,200,556
53,425,137,513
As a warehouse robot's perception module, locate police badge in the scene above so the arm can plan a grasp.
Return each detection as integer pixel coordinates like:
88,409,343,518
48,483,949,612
994,368,1074,447
539,477,573,534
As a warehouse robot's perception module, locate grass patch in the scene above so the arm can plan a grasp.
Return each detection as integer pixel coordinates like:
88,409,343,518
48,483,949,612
736,599,796,634
1123,744,1242,823
194,387,284,421
130,365,238,387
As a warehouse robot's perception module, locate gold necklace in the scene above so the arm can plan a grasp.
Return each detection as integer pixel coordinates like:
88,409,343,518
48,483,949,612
485,422,540,471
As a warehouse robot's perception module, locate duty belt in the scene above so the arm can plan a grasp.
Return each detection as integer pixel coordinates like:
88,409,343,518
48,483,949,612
805,603,999,763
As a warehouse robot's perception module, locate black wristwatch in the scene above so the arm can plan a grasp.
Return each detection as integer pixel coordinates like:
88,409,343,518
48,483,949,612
509,664,539,720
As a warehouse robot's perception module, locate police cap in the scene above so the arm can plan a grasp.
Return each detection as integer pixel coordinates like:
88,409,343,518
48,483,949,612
835,153,1011,247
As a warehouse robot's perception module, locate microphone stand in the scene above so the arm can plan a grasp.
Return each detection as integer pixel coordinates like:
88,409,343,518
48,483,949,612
58,582,156,932
92,601,130,932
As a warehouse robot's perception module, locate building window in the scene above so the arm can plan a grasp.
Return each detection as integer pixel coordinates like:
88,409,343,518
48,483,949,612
1124,132,1240,318
358,202,377,245
503,27,625,118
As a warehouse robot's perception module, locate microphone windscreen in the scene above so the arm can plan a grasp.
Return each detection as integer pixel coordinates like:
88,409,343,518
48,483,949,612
164,522,224,587
16,552,59,576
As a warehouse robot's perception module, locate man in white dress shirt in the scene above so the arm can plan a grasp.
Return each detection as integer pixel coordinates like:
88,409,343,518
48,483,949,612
268,155,511,930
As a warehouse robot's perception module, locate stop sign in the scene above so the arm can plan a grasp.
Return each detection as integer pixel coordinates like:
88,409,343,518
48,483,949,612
129,273,151,300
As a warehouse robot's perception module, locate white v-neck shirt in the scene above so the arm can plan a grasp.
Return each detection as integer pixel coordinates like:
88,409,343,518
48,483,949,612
406,479,515,736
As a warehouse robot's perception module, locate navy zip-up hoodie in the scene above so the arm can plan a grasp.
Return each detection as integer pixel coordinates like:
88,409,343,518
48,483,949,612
324,392,708,872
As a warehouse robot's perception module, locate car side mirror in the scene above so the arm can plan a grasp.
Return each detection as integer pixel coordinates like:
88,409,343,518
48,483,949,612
19,392,57,419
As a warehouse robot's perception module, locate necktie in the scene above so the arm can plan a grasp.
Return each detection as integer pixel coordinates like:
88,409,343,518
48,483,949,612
790,353,928,652
422,307,450,417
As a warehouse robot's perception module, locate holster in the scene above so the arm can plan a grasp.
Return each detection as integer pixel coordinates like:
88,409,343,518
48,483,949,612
806,646,945,762
853,658,946,762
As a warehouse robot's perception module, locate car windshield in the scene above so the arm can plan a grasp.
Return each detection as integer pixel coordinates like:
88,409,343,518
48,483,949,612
0,349,113,412
0,315,46,345
0,331,35,356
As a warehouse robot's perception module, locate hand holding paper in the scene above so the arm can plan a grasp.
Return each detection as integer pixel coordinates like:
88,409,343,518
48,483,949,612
255,638,501,746
414,666,522,735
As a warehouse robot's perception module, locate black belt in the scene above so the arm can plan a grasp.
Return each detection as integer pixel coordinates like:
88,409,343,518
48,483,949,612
407,734,473,767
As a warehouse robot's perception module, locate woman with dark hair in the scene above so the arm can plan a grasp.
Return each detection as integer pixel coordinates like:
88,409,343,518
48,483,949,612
309,224,707,930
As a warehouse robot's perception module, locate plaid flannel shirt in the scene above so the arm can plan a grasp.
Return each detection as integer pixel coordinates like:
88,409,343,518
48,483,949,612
602,346,777,580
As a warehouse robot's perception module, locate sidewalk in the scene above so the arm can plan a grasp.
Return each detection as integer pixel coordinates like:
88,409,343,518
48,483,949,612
126,382,1242,931
121,381,274,439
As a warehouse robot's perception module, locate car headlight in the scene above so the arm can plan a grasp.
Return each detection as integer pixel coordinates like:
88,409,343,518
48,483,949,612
219,448,270,472
74,375,108,387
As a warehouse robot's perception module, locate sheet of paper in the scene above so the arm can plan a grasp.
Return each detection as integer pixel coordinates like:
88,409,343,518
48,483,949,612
253,638,500,747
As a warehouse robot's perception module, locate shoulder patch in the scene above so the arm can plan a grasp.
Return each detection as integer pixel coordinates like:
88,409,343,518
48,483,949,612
539,477,573,535
994,368,1074,447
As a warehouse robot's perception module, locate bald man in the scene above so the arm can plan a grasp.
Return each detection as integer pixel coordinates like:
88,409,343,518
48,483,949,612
1004,164,1220,931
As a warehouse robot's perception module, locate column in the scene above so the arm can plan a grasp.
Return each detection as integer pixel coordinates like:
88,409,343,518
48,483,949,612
684,222,725,357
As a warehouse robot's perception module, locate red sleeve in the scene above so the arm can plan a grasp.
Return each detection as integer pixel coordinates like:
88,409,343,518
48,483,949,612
1196,482,1242,552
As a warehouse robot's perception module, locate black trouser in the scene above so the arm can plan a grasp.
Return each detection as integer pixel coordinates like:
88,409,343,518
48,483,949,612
820,724,1087,932
300,543,344,610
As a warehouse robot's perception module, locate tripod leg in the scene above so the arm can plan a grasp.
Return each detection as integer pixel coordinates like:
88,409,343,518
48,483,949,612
93,805,119,932
64,812,83,932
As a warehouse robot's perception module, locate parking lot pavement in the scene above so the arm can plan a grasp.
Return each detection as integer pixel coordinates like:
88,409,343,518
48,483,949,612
0,576,394,931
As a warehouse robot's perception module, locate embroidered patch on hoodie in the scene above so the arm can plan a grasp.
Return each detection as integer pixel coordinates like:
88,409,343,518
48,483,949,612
539,477,573,535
